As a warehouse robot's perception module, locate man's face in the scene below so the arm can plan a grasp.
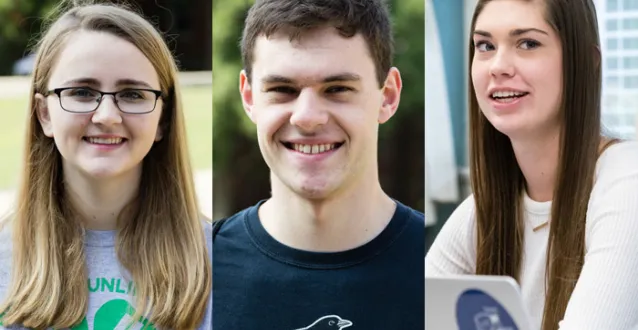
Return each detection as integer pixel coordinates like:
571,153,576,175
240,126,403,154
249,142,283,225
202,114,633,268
240,26,401,200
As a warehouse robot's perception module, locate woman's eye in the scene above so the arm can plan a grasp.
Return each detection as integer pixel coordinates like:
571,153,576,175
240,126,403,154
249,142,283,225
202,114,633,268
65,88,99,100
474,40,494,52
520,39,541,50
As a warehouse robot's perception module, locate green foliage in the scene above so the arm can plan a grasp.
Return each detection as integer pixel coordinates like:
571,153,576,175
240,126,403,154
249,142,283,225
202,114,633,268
0,0,59,75
212,0,254,173
385,0,425,134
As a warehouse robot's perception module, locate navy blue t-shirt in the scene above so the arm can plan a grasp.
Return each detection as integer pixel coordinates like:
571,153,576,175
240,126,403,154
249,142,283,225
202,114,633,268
212,200,425,329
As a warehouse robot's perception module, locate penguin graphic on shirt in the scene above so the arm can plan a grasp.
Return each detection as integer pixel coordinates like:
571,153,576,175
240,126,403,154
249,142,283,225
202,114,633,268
295,315,353,330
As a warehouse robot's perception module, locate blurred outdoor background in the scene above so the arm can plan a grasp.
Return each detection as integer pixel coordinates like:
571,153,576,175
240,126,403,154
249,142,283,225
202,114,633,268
0,0,213,219
425,0,638,250
212,0,426,220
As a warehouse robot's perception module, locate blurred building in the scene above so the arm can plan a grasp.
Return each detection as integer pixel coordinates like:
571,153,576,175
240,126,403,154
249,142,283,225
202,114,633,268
596,0,638,139
425,0,468,249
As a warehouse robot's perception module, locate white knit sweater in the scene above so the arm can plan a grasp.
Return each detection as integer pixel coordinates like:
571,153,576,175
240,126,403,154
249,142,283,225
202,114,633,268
425,141,638,330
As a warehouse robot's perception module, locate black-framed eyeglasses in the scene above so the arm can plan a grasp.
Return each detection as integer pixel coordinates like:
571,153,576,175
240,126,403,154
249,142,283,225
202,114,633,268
44,87,163,114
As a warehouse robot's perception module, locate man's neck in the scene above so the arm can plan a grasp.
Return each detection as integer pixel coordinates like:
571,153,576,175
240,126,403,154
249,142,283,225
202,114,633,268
64,164,141,231
259,175,396,252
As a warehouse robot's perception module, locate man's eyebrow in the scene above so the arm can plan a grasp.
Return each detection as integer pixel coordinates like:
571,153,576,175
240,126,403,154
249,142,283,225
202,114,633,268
322,73,361,83
260,73,362,85
261,75,293,85
473,28,549,38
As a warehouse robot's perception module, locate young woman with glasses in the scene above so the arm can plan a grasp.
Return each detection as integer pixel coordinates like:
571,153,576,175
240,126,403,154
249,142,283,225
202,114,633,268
0,2,211,329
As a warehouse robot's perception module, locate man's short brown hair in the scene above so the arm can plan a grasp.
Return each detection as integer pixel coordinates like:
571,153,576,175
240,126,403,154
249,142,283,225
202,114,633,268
241,0,394,87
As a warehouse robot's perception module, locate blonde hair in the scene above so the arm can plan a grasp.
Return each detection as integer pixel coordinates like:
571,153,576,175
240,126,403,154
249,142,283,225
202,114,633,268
0,1,211,329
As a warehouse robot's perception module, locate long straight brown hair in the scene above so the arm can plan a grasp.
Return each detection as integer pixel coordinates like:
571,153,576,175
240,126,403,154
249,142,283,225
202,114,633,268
468,1,602,329
0,1,211,329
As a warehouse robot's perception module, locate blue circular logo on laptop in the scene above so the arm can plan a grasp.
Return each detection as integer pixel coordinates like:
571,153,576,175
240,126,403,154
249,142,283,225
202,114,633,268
455,289,519,330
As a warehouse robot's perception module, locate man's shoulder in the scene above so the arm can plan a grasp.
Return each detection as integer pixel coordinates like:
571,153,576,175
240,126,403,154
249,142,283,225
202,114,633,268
214,207,250,224
383,200,425,258
395,200,425,225
212,203,260,240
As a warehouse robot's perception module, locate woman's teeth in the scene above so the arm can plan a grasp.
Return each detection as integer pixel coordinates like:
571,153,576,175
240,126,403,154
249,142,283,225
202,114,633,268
85,137,123,144
491,91,528,103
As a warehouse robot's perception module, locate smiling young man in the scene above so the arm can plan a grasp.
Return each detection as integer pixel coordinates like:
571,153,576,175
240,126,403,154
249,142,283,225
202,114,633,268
212,0,425,328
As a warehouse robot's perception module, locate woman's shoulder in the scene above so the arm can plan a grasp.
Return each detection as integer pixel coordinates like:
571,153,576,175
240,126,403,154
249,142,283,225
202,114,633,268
425,194,477,275
441,194,477,246
201,217,212,259
429,194,477,248
201,217,212,236
448,194,477,223
587,140,638,224
0,216,13,256
0,216,14,301
595,140,638,181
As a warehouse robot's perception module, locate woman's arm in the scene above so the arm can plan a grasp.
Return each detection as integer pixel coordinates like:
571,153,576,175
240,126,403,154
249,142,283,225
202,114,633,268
559,142,638,329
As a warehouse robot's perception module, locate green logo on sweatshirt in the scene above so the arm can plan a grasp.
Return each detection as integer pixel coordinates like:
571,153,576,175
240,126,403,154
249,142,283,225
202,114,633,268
72,277,155,330
88,277,136,295
72,299,155,330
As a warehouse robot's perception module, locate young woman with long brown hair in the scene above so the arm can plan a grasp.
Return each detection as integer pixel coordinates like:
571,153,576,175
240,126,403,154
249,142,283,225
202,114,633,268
426,1,638,329
0,2,211,329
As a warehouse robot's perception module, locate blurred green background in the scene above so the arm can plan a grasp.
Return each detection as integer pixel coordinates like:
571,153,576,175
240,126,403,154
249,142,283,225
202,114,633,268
212,0,425,219
0,0,212,217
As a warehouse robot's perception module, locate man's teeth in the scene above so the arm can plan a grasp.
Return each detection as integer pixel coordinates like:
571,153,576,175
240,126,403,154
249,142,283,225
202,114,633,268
86,137,123,145
492,91,526,98
292,143,337,154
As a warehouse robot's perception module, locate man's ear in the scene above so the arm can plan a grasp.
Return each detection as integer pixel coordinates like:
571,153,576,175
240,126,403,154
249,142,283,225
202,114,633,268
34,93,54,137
239,70,256,123
378,67,402,124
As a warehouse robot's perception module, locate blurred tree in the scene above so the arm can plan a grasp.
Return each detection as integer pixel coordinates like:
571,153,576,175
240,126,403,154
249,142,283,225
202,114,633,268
212,0,425,219
0,0,58,75
0,0,211,76
134,0,211,70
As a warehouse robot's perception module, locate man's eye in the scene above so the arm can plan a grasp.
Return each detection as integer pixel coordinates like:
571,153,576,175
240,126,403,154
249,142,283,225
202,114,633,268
267,86,297,94
326,86,353,94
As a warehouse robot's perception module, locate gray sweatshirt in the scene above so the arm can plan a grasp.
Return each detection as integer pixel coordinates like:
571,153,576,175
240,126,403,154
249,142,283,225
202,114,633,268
0,221,213,330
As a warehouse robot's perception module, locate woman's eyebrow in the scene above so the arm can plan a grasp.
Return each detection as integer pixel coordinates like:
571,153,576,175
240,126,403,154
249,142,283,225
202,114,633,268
473,27,549,38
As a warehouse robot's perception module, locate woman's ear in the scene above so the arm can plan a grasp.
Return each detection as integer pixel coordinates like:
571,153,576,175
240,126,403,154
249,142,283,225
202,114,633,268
35,93,54,137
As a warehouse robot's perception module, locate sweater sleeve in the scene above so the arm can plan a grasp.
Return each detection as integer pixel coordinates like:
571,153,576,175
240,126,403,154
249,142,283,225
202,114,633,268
425,195,477,276
558,142,638,330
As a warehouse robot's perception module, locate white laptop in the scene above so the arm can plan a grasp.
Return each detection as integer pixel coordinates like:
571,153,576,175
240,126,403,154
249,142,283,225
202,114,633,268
426,275,531,330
